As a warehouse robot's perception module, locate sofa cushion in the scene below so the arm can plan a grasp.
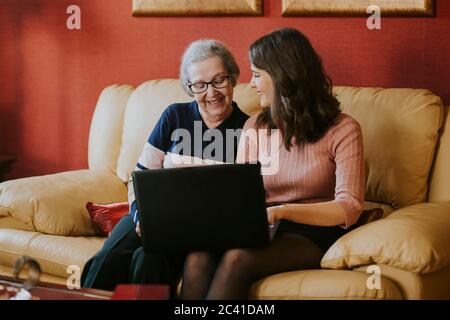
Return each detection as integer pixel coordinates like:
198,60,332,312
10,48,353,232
88,84,135,174
116,80,192,182
250,269,402,300
86,201,129,236
0,170,128,236
116,80,261,183
334,87,444,208
0,217,34,231
232,82,260,116
321,202,450,274
0,229,105,279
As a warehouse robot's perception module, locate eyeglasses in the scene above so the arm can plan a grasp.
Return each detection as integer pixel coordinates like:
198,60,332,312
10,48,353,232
188,76,230,94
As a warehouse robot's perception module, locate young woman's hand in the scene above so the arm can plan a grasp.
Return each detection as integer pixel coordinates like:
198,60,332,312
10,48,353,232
266,205,284,225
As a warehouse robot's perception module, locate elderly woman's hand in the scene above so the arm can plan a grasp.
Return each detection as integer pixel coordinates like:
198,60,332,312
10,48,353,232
136,221,141,237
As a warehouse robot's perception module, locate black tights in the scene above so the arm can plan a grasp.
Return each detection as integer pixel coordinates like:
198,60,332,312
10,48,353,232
180,232,324,300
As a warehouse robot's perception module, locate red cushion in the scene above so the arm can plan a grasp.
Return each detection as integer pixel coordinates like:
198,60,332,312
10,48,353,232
86,202,129,236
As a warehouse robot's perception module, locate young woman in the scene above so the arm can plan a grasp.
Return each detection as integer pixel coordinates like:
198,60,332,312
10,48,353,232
181,28,365,300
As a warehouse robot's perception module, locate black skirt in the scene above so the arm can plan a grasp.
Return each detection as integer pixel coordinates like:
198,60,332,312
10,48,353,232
276,220,349,252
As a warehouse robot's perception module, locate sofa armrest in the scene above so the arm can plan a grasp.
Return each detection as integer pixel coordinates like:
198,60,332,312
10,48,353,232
0,169,128,236
321,202,450,274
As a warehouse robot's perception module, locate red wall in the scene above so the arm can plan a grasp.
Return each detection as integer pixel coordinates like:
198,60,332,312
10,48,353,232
1,0,449,179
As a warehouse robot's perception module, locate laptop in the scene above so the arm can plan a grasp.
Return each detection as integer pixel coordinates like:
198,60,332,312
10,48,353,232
132,162,276,253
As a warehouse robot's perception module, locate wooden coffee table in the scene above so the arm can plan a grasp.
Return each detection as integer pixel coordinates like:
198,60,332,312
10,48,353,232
0,275,169,300
0,275,113,300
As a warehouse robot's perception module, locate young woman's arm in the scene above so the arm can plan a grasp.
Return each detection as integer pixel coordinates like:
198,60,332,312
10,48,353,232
269,118,365,229
267,201,346,226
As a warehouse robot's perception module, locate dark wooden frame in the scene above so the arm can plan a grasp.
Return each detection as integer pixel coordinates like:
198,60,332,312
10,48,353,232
282,0,436,17
132,0,263,17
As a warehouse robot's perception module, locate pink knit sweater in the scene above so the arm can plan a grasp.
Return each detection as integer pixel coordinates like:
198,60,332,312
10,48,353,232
236,112,365,228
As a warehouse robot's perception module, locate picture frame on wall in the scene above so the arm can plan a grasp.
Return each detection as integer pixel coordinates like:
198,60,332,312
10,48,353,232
282,0,436,17
132,0,263,17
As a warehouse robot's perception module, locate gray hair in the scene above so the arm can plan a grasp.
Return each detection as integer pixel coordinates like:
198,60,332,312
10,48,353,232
180,39,240,97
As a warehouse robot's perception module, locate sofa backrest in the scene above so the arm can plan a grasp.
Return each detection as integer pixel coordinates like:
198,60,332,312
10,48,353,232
89,80,445,209
88,84,135,174
333,87,443,209
429,105,450,203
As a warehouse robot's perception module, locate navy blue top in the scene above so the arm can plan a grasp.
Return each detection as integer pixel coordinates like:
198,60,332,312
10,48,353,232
131,100,249,223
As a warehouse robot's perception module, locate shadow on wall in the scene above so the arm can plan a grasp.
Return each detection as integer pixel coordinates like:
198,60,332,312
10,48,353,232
388,19,448,105
0,2,42,179
0,1,111,179
1,0,117,180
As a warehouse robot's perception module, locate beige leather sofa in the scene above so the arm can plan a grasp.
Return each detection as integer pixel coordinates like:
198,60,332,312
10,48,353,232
1,80,449,299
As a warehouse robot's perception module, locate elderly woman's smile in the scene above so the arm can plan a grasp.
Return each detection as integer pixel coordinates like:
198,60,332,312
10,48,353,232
206,96,224,106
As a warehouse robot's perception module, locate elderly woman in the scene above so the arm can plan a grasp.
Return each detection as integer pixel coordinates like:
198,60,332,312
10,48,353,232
81,39,248,298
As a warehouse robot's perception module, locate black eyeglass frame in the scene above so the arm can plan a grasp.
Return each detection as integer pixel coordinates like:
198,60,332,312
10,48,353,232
188,75,231,94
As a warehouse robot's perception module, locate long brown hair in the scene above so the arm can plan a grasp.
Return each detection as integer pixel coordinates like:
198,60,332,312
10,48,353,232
249,28,341,150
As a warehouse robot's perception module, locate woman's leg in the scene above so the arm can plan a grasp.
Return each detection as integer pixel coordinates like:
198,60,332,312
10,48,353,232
180,251,221,300
81,214,141,290
129,247,186,299
206,232,324,300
